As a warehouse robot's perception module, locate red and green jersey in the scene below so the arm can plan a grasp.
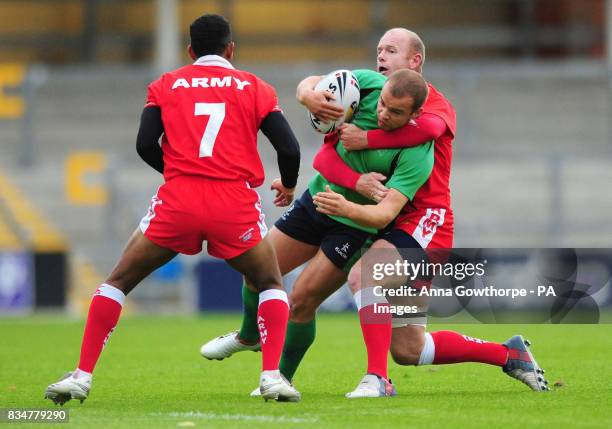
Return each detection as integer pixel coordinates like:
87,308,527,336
308,69,434,233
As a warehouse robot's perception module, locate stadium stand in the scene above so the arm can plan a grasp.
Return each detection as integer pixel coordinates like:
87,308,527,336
0,210,22,251
1,0,601,63
0,0,609,310
1,64,611,256
0,170,66,252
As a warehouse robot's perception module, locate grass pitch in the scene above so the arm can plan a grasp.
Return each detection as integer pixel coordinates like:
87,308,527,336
1,314,610,429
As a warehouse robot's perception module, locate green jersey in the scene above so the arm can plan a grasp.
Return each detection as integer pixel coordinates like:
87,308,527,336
308,69,434,233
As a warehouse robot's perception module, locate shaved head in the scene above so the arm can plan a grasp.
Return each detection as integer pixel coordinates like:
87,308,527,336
376,28,426,75
386,28,426,65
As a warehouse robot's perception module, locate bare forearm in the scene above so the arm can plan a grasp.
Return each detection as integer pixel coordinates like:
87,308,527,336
296,75,322,105
314,186,407,228
345,202,395,229
346,189,408,229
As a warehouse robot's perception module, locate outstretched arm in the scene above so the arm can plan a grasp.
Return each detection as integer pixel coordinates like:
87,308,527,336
313,186,408,229
313,140,359,189
313,141,388,202
340,113,447,151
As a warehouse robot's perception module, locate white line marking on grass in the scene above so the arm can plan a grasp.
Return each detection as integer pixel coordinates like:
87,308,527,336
151,412,318,424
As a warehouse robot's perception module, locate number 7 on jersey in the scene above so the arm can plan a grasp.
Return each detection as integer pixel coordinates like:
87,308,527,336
195,102,226,158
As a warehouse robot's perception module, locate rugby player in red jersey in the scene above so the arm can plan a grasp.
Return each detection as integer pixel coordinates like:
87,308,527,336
312,28,549,396
45,14,301,404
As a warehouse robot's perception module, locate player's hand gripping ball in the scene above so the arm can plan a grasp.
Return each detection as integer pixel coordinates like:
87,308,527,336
309,69,360,133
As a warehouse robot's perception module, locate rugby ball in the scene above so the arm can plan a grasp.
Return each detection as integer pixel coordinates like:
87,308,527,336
309,69,360,134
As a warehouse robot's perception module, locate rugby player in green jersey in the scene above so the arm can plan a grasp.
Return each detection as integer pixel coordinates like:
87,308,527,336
200,69,433,398
308,69,432,236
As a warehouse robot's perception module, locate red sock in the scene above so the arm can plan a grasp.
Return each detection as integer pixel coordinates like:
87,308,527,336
77,284,125,374
430,331,508,366
257,289,289,371
358,304,392,379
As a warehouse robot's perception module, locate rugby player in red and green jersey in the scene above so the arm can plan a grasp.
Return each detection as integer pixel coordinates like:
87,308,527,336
202,68,434,399
312,28,549,396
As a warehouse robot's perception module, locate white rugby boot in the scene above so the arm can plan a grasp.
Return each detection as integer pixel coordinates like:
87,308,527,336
502,335,550,391
200,331,260,360
259,370,301,402
45,371,92,405
346,373,397,398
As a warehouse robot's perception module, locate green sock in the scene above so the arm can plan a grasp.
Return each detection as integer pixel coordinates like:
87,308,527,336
238,282,260,343
279,319,316,381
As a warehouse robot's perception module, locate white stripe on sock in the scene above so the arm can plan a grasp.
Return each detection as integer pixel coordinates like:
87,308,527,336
95,284,126,306
258,289,288,306
73,368,92,379
418,332,435,365
353,287,388,311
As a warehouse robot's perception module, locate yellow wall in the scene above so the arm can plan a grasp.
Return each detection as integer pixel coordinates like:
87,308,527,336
388,0,506,27
0,1,82,36
0,0,511,63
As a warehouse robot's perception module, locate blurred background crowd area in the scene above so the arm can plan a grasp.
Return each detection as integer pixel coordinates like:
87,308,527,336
0,0,610,314
0,0,607,63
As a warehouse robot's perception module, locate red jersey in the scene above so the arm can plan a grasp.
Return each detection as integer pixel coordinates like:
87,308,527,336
145,55,281,187
408,83,456,211
373,83,456,247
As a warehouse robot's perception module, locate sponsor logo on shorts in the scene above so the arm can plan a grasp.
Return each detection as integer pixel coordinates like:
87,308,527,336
239,227,255,242
139,193,163,233
281,203,295,221
413,208,446,249
335,242,351,259
421,211,442,237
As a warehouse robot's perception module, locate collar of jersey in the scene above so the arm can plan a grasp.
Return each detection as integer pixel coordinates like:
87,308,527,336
193,55,235,69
